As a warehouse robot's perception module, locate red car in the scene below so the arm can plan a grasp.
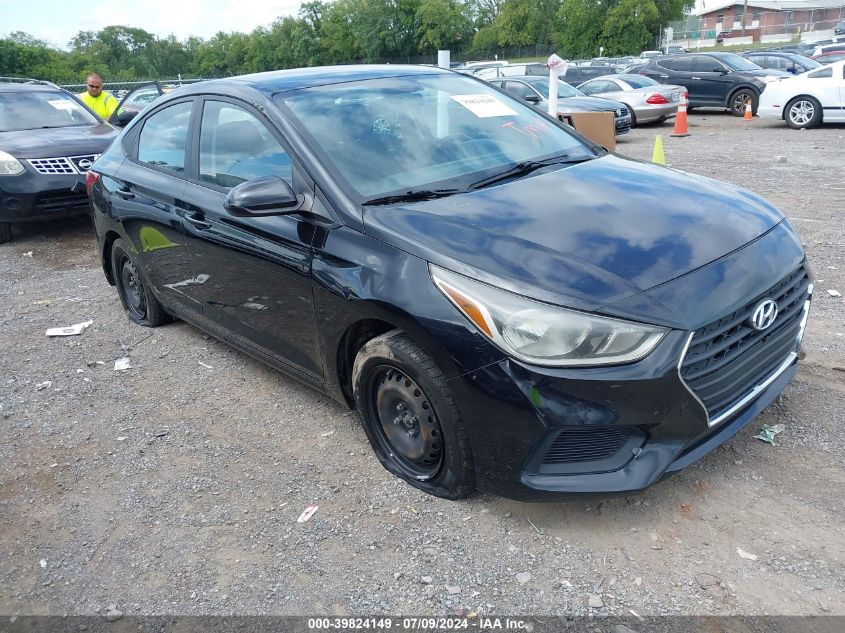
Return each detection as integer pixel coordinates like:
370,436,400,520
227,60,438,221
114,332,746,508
812,50,845,64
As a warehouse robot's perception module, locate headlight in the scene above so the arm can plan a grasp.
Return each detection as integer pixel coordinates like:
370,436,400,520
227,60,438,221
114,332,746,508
0,150,25,176
431,265,667,367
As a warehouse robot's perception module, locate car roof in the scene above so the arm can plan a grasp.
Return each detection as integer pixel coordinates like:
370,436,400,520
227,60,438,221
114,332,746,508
181,64,447,95
0,82,63,93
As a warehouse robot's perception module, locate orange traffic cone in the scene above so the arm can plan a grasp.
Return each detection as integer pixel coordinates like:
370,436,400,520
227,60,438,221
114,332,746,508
744,102,753,121
670,92,690,137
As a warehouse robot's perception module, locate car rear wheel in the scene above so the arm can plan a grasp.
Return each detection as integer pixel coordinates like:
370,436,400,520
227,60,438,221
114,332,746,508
0,222,11,245
730,89,758,116
111,238,171,327
785,96,822,129
352,330,475,499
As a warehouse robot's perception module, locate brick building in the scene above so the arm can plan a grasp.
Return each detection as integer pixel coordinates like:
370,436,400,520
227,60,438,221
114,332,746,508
694,0,844,37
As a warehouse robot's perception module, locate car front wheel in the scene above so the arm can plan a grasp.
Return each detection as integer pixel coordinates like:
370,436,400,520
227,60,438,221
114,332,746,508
730,89,758,116
352,330,475,499
785,96,822,129
111,238,172,327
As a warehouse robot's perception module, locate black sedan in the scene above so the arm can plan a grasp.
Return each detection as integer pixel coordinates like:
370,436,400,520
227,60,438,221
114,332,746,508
0,81,118,243
89,65,812,500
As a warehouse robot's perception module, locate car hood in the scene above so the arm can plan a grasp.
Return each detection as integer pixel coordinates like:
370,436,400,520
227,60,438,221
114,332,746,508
0,123,117,158
363,154,784,313
558,96,623,112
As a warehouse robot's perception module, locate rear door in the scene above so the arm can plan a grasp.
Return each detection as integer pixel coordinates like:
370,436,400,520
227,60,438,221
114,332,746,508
178,97,323,379
111,98,200,314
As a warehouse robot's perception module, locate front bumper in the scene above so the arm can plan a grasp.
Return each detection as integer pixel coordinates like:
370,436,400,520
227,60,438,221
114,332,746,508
1,171,89,223
446,271,811,501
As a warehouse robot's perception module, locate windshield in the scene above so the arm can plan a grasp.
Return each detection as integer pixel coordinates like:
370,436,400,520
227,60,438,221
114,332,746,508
0,90,99,132
280,73,594,198
792,55,822,69
527,78,584,98
719,54,764,71
619,75,658,88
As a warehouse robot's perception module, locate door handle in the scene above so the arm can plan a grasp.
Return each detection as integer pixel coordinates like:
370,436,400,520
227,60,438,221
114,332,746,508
114,188,134,200
660,74,669,79
182,212,211,230
692,76,702,80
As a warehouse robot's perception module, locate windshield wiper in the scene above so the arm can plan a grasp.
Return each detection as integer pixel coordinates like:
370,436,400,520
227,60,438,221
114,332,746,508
468,154,595,190
362,188,466,206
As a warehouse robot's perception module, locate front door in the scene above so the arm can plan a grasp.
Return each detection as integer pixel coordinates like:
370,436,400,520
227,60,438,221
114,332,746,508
179,98,323,379
108,82,164,128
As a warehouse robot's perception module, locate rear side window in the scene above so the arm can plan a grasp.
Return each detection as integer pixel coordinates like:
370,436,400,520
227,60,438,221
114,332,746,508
199,101,292,190
659,57,693,72
808,67,833,78
137,101,192,173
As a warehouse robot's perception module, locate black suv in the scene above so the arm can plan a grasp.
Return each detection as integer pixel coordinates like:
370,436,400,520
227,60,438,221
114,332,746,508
0,80,118,243
640,52,786,116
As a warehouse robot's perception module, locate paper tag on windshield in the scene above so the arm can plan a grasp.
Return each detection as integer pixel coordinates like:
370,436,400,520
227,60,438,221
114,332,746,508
451,94,517,118
48,99,75,110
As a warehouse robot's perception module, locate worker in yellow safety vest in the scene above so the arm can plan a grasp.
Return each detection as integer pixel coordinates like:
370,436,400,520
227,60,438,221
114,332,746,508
78,73,118,120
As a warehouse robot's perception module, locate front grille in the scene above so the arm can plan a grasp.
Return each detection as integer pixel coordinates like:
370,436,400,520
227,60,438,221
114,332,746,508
28,157,76,175
617,106,630,117
35,191,89,212
542,427,631,465
27,154,98,175
680,267,811,423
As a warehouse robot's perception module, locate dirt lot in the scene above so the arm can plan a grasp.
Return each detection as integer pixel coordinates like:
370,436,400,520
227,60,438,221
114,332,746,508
1,112,843,620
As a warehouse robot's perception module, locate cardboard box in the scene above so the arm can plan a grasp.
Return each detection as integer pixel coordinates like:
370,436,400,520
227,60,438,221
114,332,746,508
558,111,616,150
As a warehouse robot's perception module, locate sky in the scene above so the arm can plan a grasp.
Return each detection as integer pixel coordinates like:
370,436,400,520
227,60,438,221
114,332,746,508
1,0,304,49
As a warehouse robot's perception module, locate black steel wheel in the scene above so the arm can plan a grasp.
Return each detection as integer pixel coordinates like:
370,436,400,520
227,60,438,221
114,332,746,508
353,330,475,499
111,238,171,327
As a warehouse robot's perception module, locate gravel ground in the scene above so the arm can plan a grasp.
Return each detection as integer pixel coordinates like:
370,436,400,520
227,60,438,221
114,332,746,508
1,112,844,620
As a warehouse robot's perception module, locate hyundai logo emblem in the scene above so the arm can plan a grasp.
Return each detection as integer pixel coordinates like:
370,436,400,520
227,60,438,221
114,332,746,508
77,159,93,170
750,299,778,331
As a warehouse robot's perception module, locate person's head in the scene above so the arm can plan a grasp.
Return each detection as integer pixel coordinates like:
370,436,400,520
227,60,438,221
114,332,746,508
85,73,104,96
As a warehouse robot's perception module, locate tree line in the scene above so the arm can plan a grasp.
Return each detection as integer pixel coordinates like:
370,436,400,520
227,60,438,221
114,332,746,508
1,0,692,84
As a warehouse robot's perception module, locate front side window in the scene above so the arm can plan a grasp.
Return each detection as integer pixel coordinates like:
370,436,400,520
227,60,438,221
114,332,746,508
137,101,192,173
0,90,98,132
199,101,292,189
281,73,593,198
503,81,539,100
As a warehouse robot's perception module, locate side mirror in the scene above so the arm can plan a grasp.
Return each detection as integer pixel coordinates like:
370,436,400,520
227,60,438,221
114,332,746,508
525,94,542,104
716,67,729,74
223,176,301,217
109,110,138,127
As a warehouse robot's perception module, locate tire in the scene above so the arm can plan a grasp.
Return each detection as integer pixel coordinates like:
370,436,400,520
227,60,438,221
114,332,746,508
111,238,172,327
352,330,475,499
784,96,822,129
730,88,758,117
0,222,11,245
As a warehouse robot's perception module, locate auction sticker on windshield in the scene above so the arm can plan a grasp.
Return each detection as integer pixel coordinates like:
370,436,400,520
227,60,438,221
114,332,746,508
48,100,75,110
451,94,517,118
